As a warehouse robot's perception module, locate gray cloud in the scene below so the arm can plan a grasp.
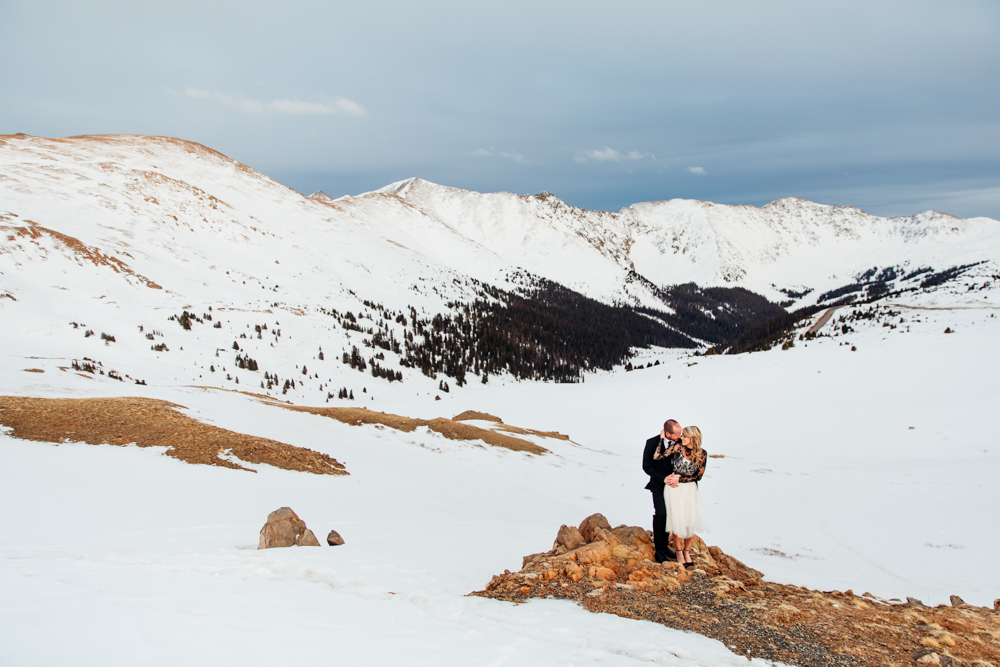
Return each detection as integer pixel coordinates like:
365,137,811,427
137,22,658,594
575,148,655,163
1,0,997,218
470,148,534,164
184,88,364,116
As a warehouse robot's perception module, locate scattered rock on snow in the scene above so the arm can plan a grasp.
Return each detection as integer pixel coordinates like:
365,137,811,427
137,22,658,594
326,529,345,546
296,529,321,547
258,507,320,549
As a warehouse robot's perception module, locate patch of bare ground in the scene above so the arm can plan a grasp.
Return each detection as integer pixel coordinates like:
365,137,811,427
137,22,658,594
273,405,548,455
453,410,504,423
452,410,574,443
1,220,161,289
0,396,347,475
472,516,1000,667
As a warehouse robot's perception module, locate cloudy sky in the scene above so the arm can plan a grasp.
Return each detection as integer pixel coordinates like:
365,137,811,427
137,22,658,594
2,1,998,218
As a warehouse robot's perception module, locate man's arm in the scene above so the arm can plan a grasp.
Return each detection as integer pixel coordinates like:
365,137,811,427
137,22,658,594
641,435,660,478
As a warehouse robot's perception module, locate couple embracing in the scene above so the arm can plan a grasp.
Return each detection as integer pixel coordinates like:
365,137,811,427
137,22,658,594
642,419,710,566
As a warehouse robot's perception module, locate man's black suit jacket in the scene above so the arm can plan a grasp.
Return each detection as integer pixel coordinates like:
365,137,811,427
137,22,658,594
642,434,676,491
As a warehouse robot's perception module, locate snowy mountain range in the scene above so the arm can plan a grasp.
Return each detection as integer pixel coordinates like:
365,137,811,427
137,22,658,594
3,133,997,313
2,133,999,395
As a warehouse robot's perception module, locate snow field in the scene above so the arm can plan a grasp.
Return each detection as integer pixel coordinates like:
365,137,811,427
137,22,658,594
2,289,999,666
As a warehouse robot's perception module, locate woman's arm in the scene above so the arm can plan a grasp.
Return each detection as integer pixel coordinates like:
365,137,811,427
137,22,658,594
659,441,682,458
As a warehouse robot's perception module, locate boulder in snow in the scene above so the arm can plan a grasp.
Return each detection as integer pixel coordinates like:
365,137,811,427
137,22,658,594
258,507,314,549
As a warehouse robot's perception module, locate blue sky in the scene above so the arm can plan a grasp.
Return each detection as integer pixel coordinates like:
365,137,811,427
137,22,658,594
2,0,998,218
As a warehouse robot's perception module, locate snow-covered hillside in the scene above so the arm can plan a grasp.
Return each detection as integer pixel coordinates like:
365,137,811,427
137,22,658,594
2,280,998,666
3,133,999,400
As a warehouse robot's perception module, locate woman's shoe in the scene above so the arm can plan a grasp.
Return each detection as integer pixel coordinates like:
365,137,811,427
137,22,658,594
683,550,694,568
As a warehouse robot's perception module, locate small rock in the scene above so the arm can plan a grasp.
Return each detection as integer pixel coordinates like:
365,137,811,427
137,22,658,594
296,529,321,547
944,327,953,334
564,562,583,582
949,594,966,606
553,524,585,552
994,598,1000,611
578,513,612,543
906,596,925,607
326,529,345,546
917,652,941,665
593,566,617,580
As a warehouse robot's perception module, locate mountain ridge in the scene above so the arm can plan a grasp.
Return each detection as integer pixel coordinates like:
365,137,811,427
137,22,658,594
2,133,998,390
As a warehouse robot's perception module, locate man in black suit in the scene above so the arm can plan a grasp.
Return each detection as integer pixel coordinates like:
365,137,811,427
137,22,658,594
643,419,682,562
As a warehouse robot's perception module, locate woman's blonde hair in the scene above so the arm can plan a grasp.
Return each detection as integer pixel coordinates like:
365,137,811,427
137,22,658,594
682,425,703,460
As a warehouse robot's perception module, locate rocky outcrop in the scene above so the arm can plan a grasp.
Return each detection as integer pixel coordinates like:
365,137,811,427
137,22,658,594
473,514,1000,667
257,507,321,549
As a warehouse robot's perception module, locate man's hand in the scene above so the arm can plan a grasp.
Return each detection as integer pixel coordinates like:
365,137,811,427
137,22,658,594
665,473,680,488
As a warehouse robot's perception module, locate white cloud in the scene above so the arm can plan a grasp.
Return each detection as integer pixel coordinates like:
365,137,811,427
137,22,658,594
575,147,654,163
185,88,364,117
686,166,707,175
470,148,533,164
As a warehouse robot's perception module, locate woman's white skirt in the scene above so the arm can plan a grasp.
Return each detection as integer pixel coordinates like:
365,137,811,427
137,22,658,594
664,482,710,539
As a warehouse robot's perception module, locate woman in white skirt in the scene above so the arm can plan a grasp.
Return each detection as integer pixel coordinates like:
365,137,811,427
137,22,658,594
663,425,710,567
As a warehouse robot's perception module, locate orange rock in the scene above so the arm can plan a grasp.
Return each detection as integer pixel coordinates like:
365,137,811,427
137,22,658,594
553,524,586,552
594,567,617,580
578,513,612,543
593,527,621,547
573,541,613,565
518,585,531,595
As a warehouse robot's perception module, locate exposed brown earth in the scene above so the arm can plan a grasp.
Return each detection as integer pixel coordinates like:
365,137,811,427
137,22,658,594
453,410,504,422
473,516,1000,667
0,395,346,475
273,405,548,455
1,219,162,289
452,410,573,443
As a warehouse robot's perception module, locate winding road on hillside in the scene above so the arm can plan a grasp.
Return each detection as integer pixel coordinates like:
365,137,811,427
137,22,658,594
806,306,842,335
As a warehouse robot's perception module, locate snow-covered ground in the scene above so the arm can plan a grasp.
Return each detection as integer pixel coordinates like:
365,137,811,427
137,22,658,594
2,283,998,666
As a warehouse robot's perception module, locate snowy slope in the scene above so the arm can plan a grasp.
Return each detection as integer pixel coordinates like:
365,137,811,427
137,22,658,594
1,280,998,667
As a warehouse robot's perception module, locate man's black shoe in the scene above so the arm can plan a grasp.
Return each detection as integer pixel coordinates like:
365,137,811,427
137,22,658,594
655,548,677,563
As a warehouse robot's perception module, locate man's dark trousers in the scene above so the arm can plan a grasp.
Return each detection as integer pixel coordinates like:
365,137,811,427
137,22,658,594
642,434,674,560
650,484,670,557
